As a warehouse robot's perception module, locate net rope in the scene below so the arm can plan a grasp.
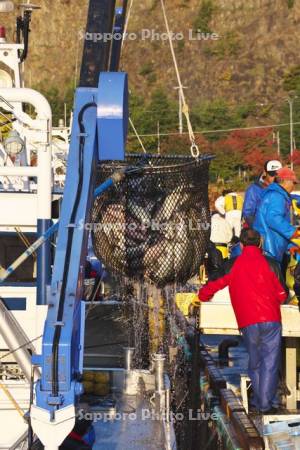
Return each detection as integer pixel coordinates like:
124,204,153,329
159,0,199,158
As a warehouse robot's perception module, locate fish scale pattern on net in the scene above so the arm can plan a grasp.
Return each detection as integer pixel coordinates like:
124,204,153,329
92,154,212,287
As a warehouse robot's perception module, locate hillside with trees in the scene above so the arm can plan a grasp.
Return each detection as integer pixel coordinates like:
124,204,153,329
2,0,300,185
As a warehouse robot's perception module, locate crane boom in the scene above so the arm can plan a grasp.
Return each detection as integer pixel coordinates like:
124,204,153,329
79,0,128,87
30,2,129,448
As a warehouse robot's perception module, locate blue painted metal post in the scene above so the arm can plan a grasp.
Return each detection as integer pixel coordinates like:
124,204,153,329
37,219,52,305
110,4,128,72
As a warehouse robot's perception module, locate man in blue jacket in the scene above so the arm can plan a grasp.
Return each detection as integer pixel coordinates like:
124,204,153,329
254,167,299,263
242,160,282,227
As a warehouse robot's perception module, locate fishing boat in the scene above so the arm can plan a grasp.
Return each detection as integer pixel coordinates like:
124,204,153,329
0,1,300,450
0,2,69,448
0,2,178,449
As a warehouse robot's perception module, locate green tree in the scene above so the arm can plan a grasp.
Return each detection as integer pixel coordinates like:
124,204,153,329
209,149,245,184
193,0,215,33
34,83,74,126
279,67,300,157
283,66,300,92
190,99,253,141
128,88,178,152
278,99,300,158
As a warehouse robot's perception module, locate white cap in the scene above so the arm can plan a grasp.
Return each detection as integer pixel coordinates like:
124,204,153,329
264,160,282,173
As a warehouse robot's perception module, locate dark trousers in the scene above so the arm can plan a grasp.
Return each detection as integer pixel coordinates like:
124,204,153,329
294,262,300,306
241,322,282,412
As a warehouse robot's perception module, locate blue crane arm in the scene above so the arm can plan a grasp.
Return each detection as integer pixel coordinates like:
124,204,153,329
33,72,128,418
30,1,129,445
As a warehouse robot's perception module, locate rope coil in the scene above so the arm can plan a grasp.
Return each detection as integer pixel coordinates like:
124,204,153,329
190,143,200,158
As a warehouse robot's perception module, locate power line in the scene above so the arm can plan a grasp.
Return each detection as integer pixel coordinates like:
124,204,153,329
127,121,300,138
130,99,300,115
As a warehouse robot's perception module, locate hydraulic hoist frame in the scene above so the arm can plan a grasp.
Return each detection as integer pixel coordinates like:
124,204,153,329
30,1,129,448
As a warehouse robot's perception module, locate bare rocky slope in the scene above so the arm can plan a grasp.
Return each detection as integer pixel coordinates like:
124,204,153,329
2,0,300,107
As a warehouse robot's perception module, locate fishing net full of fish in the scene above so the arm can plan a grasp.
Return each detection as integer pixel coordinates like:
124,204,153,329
91,154,213,287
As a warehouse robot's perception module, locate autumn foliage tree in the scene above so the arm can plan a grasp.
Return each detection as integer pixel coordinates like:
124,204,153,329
210,128,280,182
288,149,300,165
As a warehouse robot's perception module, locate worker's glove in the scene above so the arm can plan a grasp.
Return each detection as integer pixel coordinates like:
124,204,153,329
192,295,201,307
288,296,299,306
291,228,300,239
292,199,300,216
188,295,201,317
289,246,300,257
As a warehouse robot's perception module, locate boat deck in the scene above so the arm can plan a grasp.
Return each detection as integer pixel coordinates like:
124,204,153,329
93,394,165,450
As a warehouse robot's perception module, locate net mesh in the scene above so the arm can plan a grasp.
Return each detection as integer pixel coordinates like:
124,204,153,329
91,154,212,287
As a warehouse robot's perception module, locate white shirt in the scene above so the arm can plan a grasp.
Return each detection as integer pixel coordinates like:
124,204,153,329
210,212,233,244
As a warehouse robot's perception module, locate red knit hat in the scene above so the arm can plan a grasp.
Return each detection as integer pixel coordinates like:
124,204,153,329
277,167,298,183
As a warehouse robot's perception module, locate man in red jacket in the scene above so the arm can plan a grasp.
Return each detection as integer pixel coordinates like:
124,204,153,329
196,228,288,413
